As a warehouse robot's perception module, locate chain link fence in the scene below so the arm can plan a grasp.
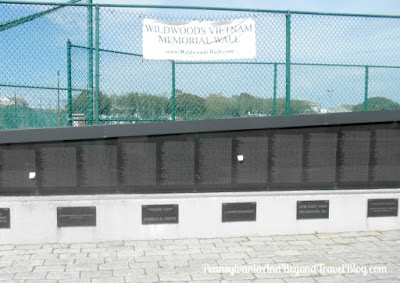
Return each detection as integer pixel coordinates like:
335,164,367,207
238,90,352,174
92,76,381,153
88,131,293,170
1,2,399,130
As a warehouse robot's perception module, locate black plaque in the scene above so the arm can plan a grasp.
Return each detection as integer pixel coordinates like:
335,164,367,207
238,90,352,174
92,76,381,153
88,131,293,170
368,199,398,217
0,208,10,229
81,145,117,187
373,130,400,182
142,204,179,224
305,133,337,184
57,207,96,227
271,134,303,184
339,131,370,183
161,141,195,185
40,147,76,187
236,137,268,184
199,138,232,184
0,150,36,188
120,143,156,186
222,202,256,222
297,200,329,220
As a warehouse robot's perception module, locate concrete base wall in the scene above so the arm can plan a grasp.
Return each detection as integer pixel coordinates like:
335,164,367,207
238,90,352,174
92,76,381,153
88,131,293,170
0,189,399,244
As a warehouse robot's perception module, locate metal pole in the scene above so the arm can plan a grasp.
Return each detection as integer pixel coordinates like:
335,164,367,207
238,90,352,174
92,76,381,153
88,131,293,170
285,11,291,115
57,70,60,113
94,5,100,125
13,91,17,129
364,66,369,111
57,70,60,125
273,63,277,116
172,60,176,121
67,40,72,126
87,0,93,125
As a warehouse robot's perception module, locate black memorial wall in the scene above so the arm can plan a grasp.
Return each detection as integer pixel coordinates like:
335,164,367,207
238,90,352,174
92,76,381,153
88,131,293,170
0,112,399,196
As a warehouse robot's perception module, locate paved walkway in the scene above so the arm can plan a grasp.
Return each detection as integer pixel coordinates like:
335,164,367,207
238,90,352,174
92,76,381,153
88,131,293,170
0,230,399,282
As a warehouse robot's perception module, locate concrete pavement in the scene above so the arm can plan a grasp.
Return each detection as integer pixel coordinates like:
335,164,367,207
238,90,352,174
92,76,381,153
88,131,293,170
0,230,399,282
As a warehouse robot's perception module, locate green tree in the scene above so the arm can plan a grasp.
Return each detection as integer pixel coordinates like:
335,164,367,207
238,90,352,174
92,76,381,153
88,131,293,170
290,100,317,115
273,98,316,115
113,92,140,118
352,97,400,112
112,92,170,120
175,89,206,120
233,93,272,116
205,94,237,119
139,94,170,119
69,91,112,117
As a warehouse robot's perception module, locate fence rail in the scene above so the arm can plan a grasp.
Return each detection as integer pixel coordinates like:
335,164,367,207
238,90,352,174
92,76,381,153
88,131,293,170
1,1,400,130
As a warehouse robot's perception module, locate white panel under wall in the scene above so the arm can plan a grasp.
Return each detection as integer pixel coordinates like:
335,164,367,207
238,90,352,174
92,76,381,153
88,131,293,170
0,189,398,244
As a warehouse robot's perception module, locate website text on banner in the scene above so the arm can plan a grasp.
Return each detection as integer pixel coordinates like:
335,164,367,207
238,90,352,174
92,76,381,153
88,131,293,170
142,18,256,61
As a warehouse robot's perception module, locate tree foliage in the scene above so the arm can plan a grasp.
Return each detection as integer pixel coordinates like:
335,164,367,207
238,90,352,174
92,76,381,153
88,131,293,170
65,89,329,121
233,93,272,116
205,94,238,119
352,97,400,112
113,92,170,120
175,89,205,119
70,91,112,116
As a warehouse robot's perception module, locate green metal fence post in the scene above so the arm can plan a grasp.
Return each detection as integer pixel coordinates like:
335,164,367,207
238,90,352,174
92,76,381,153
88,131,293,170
364,66,369,111
87,0,93,125
285,11,291,115
67,40,72,127
94,5,100,125
172,60,176,121
273,63,277,116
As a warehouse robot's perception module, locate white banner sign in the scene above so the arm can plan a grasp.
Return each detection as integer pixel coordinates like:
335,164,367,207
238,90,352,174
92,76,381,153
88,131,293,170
142,18,256,61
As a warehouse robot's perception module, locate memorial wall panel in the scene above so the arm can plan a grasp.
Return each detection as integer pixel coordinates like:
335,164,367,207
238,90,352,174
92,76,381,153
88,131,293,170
120,143,156,186
40,147,77,187
338,131,370,185
236,137,268,184
305,133,337,185
161,141,195,185
373,129,400,182
198,138,232,185
0,150,36,188
271,134,303,185
80,145,117,187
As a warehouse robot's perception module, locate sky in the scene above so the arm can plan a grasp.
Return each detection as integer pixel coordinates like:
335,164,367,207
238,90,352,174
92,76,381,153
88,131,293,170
1,0,400,112
31,0,400,15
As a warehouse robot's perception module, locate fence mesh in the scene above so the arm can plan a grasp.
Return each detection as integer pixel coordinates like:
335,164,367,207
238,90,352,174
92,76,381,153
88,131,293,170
0,2,399,130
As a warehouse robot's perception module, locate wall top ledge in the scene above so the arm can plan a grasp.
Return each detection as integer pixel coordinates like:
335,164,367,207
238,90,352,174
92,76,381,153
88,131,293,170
0,188,398,202
1,111,399,145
